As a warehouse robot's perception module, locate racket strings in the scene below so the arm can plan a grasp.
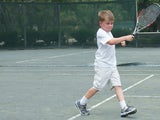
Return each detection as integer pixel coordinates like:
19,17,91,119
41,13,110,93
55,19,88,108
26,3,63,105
138,4,160,29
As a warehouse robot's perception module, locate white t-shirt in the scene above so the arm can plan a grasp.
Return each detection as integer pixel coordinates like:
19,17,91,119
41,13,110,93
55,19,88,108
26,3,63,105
94,28,117,67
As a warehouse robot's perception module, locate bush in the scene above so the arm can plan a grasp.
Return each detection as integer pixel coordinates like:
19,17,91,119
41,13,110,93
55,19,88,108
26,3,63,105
0,31,22,48
26,29,59,47
71,27,95,46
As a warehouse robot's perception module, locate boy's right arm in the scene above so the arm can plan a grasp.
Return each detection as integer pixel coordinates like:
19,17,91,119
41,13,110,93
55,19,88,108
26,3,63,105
107,35,134,45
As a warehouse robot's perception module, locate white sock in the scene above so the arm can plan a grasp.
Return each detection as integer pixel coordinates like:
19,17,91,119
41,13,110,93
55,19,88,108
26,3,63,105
80,96,88,105
119,100,127,110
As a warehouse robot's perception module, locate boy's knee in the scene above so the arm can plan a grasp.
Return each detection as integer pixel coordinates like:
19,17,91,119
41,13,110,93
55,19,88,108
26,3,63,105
93,82,105,91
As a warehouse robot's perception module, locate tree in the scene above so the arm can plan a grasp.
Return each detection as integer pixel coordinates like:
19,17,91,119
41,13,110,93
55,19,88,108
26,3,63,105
137,0,160,10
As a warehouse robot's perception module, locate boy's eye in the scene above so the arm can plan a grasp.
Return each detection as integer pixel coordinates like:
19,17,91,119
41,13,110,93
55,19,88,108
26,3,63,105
106,22,113,25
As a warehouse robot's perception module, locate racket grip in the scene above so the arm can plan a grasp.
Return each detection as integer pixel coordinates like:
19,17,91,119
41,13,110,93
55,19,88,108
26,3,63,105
126,34,135,45
132,33,136,36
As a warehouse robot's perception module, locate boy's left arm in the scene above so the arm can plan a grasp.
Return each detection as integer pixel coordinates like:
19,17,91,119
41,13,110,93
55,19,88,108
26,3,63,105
121,41,126,47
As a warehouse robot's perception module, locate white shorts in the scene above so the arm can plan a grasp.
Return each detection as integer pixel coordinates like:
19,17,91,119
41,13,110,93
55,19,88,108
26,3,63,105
93,66,121,91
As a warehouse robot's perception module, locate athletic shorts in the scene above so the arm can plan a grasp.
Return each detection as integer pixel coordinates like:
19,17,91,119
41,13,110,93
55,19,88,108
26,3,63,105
93,66,121,91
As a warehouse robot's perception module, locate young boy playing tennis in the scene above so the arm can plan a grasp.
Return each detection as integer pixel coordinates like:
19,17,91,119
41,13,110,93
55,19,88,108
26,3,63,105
75,10,137,117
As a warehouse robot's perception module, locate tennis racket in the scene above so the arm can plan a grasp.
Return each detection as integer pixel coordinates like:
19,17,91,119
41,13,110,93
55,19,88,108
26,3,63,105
133,3,160,35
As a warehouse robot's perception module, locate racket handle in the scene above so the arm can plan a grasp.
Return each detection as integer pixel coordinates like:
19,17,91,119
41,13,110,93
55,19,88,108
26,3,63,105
126,34,135,45
132,33,136,36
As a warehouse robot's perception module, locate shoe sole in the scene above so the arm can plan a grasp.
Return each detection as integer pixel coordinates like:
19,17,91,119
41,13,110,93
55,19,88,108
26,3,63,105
121,108,137,117
75,101,82,115
75,101,90,116
128,108,137,115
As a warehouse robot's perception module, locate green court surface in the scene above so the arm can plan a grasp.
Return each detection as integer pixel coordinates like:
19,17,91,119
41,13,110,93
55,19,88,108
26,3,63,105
0,48,160,120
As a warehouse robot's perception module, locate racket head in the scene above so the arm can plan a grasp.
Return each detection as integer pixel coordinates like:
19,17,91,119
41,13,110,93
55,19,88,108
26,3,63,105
135,3,160,34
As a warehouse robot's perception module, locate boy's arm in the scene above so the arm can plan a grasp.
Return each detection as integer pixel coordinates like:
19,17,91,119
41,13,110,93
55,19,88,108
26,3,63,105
107,35,134,45
121,41,126,47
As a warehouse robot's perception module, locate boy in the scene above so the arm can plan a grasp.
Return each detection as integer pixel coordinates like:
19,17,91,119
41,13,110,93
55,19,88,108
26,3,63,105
75,10,137,117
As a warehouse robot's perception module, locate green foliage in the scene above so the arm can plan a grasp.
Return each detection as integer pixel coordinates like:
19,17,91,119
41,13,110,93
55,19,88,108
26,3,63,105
71,27,95,46
0,0,159,48
26,29,59,47
137,0,160,10
0,31,21,48
135,33,160,47
112,28,132,37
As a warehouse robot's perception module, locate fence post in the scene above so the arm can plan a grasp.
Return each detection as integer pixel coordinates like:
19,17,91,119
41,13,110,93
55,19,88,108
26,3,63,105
23,3,27,48
58,4,61,48
55,3,61,48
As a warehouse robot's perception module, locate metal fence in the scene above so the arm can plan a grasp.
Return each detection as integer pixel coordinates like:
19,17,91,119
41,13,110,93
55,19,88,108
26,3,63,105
0,0,159,49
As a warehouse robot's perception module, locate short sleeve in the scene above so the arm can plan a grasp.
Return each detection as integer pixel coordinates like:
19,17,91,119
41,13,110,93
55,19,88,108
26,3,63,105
97,29,111,45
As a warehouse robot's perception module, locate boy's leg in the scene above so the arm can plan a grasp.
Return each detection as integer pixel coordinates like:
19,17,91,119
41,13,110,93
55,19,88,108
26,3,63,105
114,86,137,117
75,66,108,115
114,86,127,109
111,67,137,117
84,87,98,100
75,87,98,115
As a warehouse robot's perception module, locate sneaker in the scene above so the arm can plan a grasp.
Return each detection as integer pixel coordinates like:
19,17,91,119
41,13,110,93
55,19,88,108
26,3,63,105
120,106,137,117
75,100,90,116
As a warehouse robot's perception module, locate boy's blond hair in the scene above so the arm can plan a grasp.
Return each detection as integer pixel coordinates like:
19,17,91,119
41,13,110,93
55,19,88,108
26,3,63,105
98,10,114,22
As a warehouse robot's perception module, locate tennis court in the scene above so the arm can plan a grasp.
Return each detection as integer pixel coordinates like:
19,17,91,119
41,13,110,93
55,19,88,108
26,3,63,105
0,48,160,120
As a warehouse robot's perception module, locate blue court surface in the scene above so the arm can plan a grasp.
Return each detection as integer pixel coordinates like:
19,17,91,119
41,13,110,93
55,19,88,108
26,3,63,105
0,48,160,120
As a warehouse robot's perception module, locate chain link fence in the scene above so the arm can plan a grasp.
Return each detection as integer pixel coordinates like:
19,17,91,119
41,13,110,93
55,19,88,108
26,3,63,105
0,0,159,49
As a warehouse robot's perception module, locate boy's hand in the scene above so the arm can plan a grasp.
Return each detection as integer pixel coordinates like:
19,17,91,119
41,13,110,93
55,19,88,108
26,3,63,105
121,41,126,47
125,35,134,41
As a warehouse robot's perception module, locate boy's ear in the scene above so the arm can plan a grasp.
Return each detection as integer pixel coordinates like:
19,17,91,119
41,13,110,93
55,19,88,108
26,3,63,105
99,21,102,26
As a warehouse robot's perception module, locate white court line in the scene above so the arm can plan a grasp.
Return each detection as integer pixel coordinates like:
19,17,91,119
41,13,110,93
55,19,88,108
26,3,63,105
122,74,154,93
119,70,160,71
49,74,153,76
16,50,94,63
125,95,160,98
67,74,154,120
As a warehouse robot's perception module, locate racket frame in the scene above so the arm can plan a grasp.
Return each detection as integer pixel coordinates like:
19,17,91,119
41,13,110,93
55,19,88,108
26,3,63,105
133,3,160,35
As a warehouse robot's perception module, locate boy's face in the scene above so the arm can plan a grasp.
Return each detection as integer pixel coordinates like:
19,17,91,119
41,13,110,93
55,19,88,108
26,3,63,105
99,20,114,32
